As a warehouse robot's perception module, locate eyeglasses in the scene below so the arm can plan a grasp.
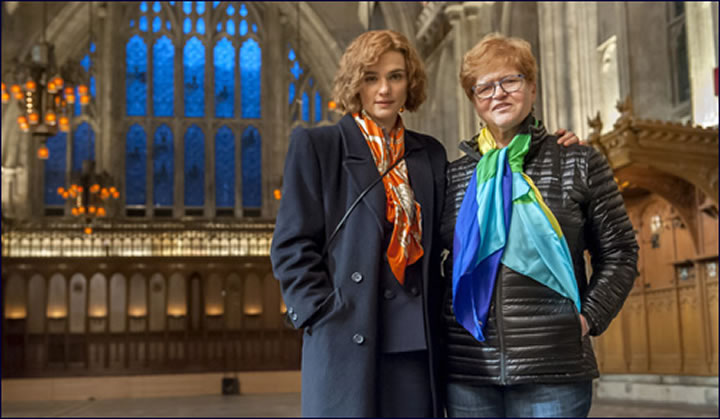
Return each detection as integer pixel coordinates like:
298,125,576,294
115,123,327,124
470,74,526,100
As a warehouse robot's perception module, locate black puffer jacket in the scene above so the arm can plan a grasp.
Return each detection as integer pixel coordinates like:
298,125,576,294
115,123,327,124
440,118,638,386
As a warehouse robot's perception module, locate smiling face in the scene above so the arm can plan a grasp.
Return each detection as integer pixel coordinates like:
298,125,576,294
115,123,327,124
358,50,408,131
472,65,536,144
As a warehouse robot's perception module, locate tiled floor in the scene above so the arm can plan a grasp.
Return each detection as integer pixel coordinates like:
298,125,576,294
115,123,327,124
2,393,718,417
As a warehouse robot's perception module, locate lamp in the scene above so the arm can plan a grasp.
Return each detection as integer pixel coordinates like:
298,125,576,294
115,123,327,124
57,160,119,234
1,3,77,157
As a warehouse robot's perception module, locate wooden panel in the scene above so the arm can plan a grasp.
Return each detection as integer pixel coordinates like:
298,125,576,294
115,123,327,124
677,285,706,374
707,281,718,374
624,295,649,372
646,289,682,373
595,308,626,372
640,202,675,290
700,212,719,256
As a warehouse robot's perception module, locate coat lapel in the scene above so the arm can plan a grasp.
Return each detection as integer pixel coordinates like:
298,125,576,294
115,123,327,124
338,114,386,233
404,132,434,255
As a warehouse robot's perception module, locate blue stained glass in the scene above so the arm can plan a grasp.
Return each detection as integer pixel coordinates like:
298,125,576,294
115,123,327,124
170,1,175,5
213,1,220,8
217,22,222,32
184,124,204,206
239,20,248,36
90,42,96,53
290,61,303,79
153,36,174,116
153,124,174,206
75,86,81,115
125,35,147,116
183,17,192,34
288,49,295,61
153,1,161,13
214,38,235,118
239,4,248,17
227,4,235,15
140,2,148,13
166,21,171,30
152,16,162,32
183,1,192,14
196,1,205,14
302,92,309,122
130,19,135,28
90,76,96,98
215,126,235,208
288,83,295,104
197,17,205,34
252,24,257,33
240,39,261,118
139,16,148,32
126,124,147,206
80,54,90,72
241,126,261,208
72,122,96,172
309,78,314,87
226,20,235,36
44,132,67,206
183,37,205,117
315,91,322,123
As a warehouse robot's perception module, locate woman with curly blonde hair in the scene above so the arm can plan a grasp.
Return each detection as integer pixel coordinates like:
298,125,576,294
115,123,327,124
271,29,447,417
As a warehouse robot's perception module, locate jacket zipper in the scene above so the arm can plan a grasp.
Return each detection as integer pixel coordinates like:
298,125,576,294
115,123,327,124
495,273,507,385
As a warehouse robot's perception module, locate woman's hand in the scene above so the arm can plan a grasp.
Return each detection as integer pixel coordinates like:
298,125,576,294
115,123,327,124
555,128,582,146
579,314,589,336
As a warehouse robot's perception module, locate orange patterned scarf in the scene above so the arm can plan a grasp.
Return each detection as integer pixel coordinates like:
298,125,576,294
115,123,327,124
353,111,423,285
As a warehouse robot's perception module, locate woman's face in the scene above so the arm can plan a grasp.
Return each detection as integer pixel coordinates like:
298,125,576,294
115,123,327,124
358,50,408,131
471,65,536,135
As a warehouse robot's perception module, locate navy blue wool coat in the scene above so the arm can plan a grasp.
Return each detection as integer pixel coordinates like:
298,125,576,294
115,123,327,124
271,114,447,416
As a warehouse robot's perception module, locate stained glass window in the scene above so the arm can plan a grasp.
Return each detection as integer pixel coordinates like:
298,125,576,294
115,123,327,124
166,21,171,31
152,1,161,13
183,17,192,34
153,36,174,116
139,16,148,32
214,38,235,118
290,61,303,79
152,16,162,32
126,35,147,116
81,55,90,72
183,1,192,14
72,122,95,172
227,4,235,15
252,24,257,33
44,132,67,206
240,39,261,118
215,126,235,208
239,4,248,17
153,124,174,206
140,2,148,13
126,124,147,206
302,92,310,122
91,76,96,98
241,126,261,208
226,20,235,36
184,37,205,117
239,20,248,36
196,1,205,14
315,91,322,123
288,83,295,104
197,17,206,34
184,125,204,206
288,48,296,61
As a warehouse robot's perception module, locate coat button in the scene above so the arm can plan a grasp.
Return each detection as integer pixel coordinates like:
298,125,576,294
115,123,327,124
290,312,298,321
352,333,365,345
351,272,363,283
410,287,420,296
383,289,396,300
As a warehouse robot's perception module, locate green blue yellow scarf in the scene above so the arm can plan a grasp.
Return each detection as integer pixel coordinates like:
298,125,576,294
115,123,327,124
452,116,580,342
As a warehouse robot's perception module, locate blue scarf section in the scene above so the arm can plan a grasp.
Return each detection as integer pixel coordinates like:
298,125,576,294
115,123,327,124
452,118,580,342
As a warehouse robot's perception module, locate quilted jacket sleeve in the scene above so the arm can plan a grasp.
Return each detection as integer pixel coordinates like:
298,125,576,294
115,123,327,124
580,148,639,336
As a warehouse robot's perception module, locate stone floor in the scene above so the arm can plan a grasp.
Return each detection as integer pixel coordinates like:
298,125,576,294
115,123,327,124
2,393,718,417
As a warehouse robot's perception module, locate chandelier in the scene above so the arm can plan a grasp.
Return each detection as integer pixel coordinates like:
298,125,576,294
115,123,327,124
57,160,119,235
0,3,90,159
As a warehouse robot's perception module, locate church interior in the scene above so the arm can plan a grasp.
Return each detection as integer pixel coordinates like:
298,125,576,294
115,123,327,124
1,1,718,413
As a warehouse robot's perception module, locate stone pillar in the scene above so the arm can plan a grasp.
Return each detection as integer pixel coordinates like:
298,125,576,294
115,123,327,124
537,2,598,139
263,5,289,219
445,5,471,142
685,2,719,127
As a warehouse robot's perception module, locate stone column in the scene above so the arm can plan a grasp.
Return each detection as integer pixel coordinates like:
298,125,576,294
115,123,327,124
263,5,288,219
445,5,471,142
685,2,719,127
537,2,599,139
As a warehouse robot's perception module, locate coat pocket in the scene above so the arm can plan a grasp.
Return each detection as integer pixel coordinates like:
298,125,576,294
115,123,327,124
305,287,344,335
